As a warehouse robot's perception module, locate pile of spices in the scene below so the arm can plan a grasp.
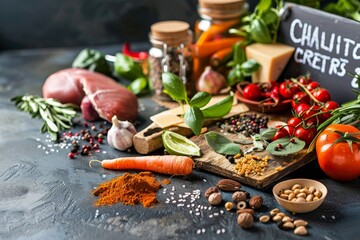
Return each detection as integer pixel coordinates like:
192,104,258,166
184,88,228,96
93,171,162,207
217,113,269,137
234,154,270,176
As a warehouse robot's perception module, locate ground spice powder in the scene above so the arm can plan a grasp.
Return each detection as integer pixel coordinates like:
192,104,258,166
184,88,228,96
93,171,163,207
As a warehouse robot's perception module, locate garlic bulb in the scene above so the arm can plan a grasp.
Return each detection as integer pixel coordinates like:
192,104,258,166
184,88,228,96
196,66,226,94
107,115,137,151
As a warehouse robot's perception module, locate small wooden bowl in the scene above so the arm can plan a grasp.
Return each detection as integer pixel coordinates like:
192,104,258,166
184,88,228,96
273,178,328,213
235,83,291,113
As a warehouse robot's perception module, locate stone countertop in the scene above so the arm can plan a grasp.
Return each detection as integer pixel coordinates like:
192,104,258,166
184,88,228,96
0,45,359,240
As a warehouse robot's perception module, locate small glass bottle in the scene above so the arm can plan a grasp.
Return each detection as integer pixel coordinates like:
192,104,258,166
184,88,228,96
193,0,248,81
149,20,194,100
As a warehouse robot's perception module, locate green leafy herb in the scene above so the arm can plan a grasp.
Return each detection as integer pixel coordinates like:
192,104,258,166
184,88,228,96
260,127,277,140
128,77,148,95
205,131,242,155
266,137,306,156
11,95,78,141
244,128,276,154
162,72,234,135
323,0,360,22
72,49,112,76
114,53,145,80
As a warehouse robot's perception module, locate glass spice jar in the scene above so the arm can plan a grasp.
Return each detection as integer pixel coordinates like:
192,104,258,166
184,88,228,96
193,0,248,82
149,21,195,100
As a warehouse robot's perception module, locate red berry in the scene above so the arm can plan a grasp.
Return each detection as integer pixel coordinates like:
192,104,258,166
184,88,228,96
97,138,103,144
68,152,75,159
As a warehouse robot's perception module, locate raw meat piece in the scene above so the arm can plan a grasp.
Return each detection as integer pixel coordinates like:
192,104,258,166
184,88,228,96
42,68,138,122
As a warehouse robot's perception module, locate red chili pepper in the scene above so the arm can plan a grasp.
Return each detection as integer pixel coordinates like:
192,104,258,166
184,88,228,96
122,42,148,60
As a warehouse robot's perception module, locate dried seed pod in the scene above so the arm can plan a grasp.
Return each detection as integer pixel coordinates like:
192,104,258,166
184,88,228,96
224,202,235,211
236,208,255,216
259,215,270,223
208,192,222,206
237,213,254,228
236,201,247,210
204,186,219,198
294,226,308,235
249,195,263,209
232,191,247,203
216,179,241,191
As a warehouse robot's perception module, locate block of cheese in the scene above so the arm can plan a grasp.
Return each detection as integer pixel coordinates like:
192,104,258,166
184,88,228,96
245,43,295,83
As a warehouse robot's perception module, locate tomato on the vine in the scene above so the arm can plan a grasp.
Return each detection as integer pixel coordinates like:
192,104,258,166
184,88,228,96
312,88,331,103
279,80,300,99
295,103,311,116
316,124,360,181
291,92,310,109
306,81,321,91
298,76,313,85
294,126,317,146
243,84,262,101
287,117,302,135
321,101,340,121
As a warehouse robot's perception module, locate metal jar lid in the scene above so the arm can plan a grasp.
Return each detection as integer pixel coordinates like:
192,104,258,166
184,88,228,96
150,21,192,47
198,0,247,20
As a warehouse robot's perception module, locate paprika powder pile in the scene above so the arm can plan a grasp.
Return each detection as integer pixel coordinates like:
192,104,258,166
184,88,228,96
93,171,163,207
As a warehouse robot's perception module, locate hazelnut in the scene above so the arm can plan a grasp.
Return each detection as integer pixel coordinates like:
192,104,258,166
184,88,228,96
249,195,263,209
237,213,254,228
208,192,222,205
204,186,219,198
224,202,235,211
232,191,247,203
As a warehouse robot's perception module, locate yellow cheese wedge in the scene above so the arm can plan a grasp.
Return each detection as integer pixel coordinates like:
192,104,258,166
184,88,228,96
245,43,295,83
150,95,249,129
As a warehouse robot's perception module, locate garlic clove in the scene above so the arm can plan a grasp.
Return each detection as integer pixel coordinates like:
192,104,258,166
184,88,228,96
107,115,137,151
196,66,226,94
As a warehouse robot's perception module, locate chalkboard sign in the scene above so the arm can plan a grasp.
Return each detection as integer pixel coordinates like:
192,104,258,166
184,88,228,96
278,3,360,104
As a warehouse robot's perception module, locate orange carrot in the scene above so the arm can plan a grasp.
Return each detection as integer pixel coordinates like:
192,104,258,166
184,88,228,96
193,37,244,58
92,155,194,175
210,47,233,67
196,19,239,46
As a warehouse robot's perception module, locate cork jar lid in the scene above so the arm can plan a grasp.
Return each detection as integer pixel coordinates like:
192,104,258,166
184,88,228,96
198,0,247,20
150,21,192,47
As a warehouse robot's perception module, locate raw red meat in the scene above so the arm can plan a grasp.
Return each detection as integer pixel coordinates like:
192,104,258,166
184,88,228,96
42,68,138,122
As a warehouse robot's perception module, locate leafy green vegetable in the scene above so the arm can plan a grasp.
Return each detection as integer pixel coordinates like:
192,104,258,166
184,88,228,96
205,131,242,155
11,95,78,141
266,137,306,156
114,53,145,80
162,72,234,135
184,107,204,136
260,127,277,140
128,77,148,95
72,49,111,76
202,92,234,118
323,0,360,22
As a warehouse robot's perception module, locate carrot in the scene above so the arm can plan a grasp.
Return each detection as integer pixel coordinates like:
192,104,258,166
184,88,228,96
210,47,233,67
90,155,194,175
196,19,239,46
193,37,244,58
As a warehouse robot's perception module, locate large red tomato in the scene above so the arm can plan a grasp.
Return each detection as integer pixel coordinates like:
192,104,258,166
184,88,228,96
316,124,360,181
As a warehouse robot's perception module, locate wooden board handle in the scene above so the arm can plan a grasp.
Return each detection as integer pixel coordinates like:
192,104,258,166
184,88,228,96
133,123,193,154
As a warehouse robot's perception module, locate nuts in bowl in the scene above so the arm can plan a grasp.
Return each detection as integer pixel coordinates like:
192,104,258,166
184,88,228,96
273,179,327,213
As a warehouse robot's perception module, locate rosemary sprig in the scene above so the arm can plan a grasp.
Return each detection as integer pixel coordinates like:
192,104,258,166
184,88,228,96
11,95,78,141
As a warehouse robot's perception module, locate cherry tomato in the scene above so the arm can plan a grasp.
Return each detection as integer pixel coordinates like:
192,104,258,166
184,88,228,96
316,124,360,181
306,81,321,91
321,101,340,121
287,117,302,135
279,80,300,99
312,88,331,103
295,103,310,116
294,126,317,146
291,92,310,109
298,76,313,85
243,84,262,101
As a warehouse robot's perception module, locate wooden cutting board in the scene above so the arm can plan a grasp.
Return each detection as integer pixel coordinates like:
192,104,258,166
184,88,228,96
191,124,316,189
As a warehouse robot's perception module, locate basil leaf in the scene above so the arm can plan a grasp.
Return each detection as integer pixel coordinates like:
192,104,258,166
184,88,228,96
162,72,188,102
240,59,261,76
184,107,204,136
260,127,277,140
128,77,148,95
233,42,246,65
72,49,111,76
189,92,211,108
205,131,241,155
250,18,272,43
266,137,306,156
202,92,233,118
256,0,272,13
262,9,279,25
114,53,144,80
